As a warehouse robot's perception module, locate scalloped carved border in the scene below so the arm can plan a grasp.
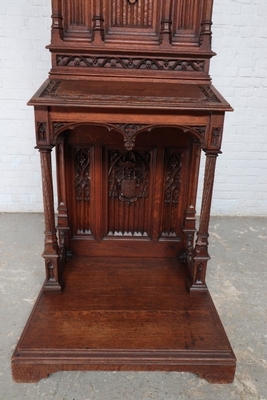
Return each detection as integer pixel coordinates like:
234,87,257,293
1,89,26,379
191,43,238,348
51,122,206,149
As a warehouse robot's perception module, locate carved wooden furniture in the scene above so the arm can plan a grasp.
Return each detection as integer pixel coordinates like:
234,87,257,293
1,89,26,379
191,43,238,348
12,0,236,383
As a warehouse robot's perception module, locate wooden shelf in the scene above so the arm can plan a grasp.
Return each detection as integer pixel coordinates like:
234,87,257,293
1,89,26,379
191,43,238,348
12,257,236,383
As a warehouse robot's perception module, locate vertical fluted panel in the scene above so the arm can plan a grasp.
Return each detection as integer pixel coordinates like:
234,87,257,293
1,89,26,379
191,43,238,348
172,0,204,43
62,0,92,35
110,0,153,27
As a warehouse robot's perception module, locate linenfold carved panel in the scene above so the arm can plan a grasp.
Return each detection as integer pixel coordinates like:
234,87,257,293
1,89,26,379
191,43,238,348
172,0,204,44
62,0,93,38
104,0,162,43
108,150,151,236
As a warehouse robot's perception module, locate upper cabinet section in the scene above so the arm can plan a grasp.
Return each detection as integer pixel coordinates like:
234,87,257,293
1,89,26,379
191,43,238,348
49,0,215,81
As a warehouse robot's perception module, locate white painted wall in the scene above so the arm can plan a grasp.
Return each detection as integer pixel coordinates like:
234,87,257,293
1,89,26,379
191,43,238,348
0,0,266,215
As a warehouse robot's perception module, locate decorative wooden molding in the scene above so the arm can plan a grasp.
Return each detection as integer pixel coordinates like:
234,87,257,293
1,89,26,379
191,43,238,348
199,86,220,103
41,80,61,97
56,55,205,72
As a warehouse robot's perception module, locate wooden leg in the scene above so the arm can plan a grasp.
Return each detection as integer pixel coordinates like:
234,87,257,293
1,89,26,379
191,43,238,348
190,152,219,292
39,149,61,291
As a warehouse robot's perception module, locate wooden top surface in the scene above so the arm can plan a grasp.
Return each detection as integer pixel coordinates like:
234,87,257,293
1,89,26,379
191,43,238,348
28,79,232,112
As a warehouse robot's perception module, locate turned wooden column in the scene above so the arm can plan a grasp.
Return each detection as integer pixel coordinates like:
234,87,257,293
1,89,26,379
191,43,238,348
39,147,61,291
190,150,219,292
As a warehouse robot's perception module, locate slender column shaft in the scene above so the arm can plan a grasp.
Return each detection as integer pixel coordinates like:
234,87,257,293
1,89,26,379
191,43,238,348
190,151,218,292
39,149,61,291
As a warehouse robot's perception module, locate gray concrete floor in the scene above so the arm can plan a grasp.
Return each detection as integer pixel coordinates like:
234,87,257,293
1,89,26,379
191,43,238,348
0,213,266,400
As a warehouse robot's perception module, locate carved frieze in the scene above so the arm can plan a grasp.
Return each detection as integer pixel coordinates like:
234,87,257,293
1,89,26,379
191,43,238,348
109,150,150,205
56,55,205,72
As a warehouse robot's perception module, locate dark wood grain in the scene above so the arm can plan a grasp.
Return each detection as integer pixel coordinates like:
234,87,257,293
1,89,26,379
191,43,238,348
12,0,236,383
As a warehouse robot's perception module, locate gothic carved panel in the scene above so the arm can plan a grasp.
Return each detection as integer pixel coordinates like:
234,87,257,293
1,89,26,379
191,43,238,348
37,122,47,143
62,0,93,38
211,127,222,148
108,150,151,236
75,148,91,202
161,150,183,238
172,0,204,44
104,0,162,43
73,147,92,235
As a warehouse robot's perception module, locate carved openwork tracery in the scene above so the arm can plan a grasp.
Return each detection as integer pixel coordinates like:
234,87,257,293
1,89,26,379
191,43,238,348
56,55,205,72
109,150,150,205
74,148,91,202
161,150,183,238
164,151,183,205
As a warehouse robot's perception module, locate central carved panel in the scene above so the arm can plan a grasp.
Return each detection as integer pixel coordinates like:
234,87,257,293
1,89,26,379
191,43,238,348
110,0,153,28
108,150,151,237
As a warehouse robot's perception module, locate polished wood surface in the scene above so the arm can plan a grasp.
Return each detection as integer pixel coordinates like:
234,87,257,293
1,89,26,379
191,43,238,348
12,0,236,382
12,257,235,383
